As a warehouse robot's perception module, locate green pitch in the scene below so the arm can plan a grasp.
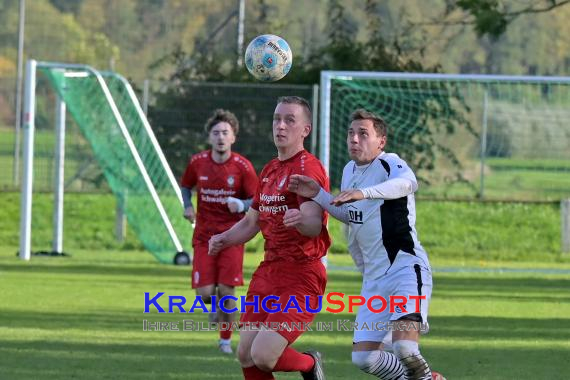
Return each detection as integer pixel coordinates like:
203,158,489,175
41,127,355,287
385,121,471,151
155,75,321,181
1,248,569,379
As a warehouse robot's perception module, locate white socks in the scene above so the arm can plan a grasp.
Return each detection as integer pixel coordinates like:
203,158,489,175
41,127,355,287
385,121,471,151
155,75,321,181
352,350,407,380
393,340,431,380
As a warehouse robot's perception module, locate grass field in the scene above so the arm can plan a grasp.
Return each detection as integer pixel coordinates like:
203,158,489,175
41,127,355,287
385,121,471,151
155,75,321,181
421,157,570,201
1,248,569,379
0,191,566,262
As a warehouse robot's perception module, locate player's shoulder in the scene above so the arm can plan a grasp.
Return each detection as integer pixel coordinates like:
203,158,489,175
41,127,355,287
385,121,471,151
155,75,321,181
378,152,417,180
259,156,280,175
264,156,281,169
190,150,211,164
378,152,408,168
230,151,253,164
380,152,404,162
298,150,326,171
343,160,355,173
230,152,255,170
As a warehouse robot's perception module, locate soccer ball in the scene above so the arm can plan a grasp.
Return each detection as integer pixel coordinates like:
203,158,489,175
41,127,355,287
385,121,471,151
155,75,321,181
244,34,292,82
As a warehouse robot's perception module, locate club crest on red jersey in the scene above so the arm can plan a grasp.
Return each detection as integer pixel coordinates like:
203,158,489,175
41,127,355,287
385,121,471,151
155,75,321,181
227,175,235,187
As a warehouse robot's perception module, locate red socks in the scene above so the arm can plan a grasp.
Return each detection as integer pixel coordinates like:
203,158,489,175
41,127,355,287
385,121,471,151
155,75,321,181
242,347,315,379
220,328,232,340
242,366,275,380
272,347,315,372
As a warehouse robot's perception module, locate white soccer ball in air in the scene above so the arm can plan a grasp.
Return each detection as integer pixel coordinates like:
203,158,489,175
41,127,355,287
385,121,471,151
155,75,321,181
244,34,292,82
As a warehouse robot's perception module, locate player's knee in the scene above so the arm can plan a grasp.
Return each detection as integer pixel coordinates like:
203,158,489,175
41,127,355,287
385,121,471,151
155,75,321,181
195,290,213,304
217,285,234,298
393,340,418,359
351,351,376,372
237,341,254,367
250,344,278,372
217,286,236,309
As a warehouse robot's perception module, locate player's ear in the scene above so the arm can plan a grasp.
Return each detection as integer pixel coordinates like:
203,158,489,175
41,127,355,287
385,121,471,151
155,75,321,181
303,123,312,138
379,135,387,150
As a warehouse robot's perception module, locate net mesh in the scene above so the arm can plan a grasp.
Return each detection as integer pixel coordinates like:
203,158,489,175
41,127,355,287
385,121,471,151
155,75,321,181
327,76,570,201
40,67,190,263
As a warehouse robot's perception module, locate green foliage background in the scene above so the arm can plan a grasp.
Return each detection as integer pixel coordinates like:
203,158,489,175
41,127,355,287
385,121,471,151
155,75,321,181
1,0,569,84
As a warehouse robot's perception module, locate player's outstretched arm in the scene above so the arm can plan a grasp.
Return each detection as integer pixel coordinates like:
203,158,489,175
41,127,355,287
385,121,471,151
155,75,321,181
312,189,350,224
289,174,350,224
356,155,418,202
332,178,413,206
208,209,260,255
330,189,364,206
283,201,323,237
359,177,416,200
288,174,321,198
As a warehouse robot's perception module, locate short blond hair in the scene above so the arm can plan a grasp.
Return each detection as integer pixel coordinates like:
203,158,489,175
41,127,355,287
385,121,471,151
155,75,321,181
277,96,312,122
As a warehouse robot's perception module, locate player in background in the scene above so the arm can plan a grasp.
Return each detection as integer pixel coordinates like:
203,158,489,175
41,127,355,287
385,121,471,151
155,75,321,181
209,96,329,380
180,109,258,355
288,109,446,380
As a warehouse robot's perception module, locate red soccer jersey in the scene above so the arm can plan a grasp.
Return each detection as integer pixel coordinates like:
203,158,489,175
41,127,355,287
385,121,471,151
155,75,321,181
180,151,258,244
251,150,331,262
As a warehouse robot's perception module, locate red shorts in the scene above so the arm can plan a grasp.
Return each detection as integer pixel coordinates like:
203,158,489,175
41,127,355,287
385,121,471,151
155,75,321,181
239,259,327,344
191,243,245,288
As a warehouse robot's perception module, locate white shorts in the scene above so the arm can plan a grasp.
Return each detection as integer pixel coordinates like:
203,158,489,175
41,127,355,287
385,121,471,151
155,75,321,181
353,263,432,344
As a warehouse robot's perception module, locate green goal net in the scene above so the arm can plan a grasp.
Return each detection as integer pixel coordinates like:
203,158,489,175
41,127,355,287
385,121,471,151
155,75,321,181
320,72,570,201
21,62,190,263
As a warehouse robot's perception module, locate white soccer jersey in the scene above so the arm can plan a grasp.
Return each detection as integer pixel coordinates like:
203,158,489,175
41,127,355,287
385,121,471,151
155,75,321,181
315,152,431,280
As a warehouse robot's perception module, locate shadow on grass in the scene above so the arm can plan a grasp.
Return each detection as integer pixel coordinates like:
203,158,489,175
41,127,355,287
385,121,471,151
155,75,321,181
0,309,154,331
0,261,190,278
433,275,570,291
2,262,570,379
0,259,263,281
0,338,244,380
312,312,570,342
1,327,569,380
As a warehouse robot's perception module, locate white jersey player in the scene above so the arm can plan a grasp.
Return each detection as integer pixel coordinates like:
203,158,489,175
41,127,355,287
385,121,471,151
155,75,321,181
288,109,445,380
330,151,430,279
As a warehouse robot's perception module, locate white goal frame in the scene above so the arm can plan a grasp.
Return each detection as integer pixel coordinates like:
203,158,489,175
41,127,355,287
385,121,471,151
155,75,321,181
19,59,184,261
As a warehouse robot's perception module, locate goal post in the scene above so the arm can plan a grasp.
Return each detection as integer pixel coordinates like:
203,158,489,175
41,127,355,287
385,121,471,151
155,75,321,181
319,71,570,202
19,60,191,264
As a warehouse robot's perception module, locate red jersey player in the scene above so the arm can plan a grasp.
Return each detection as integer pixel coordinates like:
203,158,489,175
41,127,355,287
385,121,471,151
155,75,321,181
209,97,329,380
180,109,257,354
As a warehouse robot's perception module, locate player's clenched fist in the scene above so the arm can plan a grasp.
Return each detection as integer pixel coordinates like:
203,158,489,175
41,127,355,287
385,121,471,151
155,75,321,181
183,206,195,223
283,208,303,227
208,234,227,256
287,175,320,198
227,196,245,213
